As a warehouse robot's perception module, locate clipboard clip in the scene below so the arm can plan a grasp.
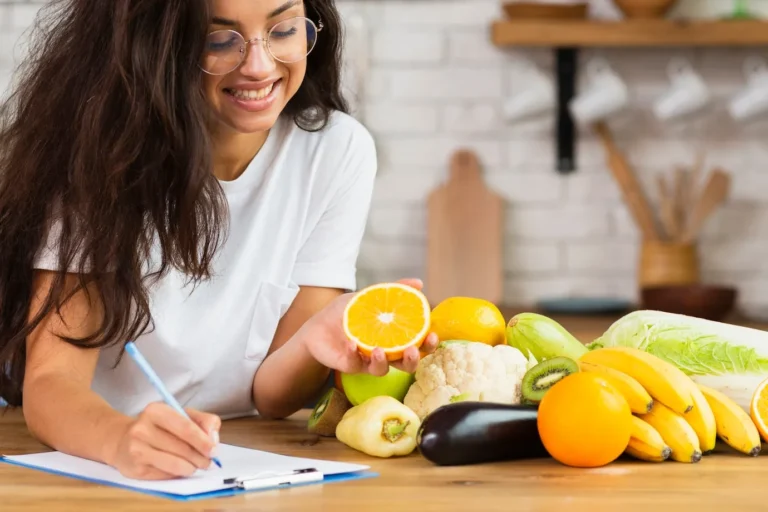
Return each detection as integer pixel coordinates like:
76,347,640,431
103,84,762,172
223,467,324,490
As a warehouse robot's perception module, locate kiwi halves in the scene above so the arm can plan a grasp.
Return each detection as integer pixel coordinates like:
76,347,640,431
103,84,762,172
521,356,580,404
307,387,351,437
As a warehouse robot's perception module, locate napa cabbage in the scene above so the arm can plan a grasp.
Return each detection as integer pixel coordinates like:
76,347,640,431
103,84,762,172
588,310,768,411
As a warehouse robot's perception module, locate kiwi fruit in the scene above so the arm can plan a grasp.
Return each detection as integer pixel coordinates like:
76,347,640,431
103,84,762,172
521,356,580,404
307,387,351,437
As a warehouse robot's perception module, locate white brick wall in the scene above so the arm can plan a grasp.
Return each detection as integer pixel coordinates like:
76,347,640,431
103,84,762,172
3,0,768,314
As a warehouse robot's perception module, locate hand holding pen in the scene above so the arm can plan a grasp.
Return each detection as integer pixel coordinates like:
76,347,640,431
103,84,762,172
107,342,222,480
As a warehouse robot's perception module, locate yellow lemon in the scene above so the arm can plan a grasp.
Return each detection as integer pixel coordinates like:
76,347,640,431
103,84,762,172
430,297,506,346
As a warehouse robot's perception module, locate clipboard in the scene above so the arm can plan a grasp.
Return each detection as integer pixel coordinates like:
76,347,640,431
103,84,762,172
1,443,377,501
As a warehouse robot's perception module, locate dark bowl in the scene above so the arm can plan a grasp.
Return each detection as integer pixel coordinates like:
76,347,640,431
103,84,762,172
640,284,738,321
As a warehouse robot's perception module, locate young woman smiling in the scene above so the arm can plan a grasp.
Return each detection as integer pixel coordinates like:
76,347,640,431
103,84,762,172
0,0,438,480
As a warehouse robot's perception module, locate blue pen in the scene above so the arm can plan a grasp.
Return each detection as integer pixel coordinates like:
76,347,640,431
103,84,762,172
124,341,222,468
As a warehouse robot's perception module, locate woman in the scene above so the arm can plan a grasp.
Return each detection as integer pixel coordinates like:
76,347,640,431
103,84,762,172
0,0,437,480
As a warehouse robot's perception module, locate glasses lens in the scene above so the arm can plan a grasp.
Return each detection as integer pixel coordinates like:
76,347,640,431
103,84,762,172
202,30,245,75
269,18,318,63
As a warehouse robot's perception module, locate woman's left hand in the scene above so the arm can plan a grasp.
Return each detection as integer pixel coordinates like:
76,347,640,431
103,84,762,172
299,278,439,376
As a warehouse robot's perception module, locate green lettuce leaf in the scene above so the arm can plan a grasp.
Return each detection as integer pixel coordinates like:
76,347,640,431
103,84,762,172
589,310,768,376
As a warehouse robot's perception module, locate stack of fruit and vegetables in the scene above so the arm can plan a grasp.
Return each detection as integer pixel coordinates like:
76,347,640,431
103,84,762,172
308,282,768,470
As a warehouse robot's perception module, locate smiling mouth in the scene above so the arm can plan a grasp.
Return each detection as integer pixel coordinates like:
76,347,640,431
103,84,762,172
224,79,281,101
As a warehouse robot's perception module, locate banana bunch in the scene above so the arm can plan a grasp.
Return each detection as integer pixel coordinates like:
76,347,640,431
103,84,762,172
580,347,761,462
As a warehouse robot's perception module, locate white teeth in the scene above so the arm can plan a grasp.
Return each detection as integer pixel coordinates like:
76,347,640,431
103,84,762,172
230,83,274,101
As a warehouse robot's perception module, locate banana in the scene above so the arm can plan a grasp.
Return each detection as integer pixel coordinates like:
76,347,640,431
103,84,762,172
682,383,717,454
580,347,694,415
637,401,702,463
625,415,671,462
578,360,653,414
697,383,761,457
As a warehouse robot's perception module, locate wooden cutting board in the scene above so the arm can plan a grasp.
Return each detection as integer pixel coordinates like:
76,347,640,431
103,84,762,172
425,149,504,306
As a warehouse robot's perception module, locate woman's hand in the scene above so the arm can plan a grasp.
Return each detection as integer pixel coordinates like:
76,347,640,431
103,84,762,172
108,403,221,480
299,278,439,377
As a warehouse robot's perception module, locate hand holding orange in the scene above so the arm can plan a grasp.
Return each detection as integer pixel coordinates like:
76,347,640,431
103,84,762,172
343,281,432,362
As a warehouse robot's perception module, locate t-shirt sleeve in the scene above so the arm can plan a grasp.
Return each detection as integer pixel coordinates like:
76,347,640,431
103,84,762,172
33,213,91,273
290,120,378,292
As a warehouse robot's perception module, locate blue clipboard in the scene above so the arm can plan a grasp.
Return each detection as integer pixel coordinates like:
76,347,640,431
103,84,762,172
1,446,378,502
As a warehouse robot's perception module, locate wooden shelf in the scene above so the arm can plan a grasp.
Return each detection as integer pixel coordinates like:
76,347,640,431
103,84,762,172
491,19,768,47
490,18,768,175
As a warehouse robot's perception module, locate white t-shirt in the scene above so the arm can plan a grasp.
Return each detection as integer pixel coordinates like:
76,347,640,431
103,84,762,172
33,111,378,419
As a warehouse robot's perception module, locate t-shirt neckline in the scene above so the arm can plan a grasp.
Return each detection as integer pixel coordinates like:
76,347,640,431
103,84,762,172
216,116,286,194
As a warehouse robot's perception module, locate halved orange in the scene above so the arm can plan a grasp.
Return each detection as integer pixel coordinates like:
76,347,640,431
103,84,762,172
343,282,431,362
750,376,768,442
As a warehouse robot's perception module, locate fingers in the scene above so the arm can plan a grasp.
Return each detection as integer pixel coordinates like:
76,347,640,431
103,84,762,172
120,424,200,479
140,423,213,471
390,334,439,373
421,333,440,354
186,408,221,442
142,403,216,460
139,446,199,477
391,346,421,373
395,278,423,290
366,348,390,376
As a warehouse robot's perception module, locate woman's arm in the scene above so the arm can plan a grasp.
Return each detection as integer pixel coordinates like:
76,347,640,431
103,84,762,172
23,271,134,464
23,271,219,479
250,286,342,419
251,279,439,420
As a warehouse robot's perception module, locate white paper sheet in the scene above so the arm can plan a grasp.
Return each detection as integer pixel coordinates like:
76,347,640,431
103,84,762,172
2,443,370,497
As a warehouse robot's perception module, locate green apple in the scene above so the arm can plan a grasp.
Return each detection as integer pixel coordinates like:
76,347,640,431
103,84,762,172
340,366,415,406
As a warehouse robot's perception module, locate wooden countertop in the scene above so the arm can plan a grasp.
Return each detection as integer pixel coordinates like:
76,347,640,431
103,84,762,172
3,314,768,511
3,406,768,512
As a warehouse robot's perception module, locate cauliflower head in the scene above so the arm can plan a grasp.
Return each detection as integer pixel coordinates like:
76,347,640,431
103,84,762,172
403,341,534,419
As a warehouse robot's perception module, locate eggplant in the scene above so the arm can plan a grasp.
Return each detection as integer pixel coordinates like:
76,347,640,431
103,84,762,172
416,401,549,466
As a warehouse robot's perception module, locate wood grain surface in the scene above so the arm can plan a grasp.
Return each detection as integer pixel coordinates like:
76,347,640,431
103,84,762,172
3,315,768,512
491,19,768,47
426,149,503,306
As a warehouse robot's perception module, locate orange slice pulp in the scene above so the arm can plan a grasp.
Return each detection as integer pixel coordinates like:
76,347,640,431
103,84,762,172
343,282,431,362
750,376,768,442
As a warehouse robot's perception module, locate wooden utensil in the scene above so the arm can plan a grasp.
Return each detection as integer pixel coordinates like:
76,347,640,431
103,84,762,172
681,168,731,243
673,165,688,237
656,173,679,240
594,122,660,241
687,151,706,212
425,150,504,306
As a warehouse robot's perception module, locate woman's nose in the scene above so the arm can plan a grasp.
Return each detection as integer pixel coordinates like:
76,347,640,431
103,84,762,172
239,39,277,77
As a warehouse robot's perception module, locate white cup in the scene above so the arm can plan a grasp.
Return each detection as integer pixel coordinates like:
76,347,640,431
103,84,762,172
503,63,555,122
569,58,629,125
653,58,710,121
729,56,768,121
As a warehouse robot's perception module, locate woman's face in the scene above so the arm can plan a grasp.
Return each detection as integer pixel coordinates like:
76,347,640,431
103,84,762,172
202,0,310,134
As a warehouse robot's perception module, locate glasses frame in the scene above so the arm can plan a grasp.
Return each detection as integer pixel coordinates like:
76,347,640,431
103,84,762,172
201,16,324,76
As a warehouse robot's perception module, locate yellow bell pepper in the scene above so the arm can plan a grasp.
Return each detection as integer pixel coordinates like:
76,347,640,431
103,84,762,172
335,395,421,458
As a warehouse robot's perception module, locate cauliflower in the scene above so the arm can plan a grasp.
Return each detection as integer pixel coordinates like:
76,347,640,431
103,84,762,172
403,341,535,419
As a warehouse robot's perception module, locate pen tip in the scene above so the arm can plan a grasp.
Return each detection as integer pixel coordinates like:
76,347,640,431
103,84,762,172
213,457,223,468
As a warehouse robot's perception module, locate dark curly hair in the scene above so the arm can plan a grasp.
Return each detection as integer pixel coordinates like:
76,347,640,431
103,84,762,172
0,0,349,406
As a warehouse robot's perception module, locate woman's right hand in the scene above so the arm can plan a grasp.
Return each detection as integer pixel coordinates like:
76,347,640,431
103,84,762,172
108,403,221,480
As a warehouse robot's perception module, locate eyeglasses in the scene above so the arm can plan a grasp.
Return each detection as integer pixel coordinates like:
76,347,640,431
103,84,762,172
201,16,322,76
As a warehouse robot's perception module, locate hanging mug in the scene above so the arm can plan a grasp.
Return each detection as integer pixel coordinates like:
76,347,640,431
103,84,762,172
729,56,768,121
653,57,710,121
569,57,629,125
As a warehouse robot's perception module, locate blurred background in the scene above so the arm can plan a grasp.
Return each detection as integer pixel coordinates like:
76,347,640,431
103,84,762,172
2,0,768,324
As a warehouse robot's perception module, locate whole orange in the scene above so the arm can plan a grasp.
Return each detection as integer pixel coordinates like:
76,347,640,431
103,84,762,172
537,372,632,468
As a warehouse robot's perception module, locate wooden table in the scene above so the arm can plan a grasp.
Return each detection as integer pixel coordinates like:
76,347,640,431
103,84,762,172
3,407,768,512
3,314,768,511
